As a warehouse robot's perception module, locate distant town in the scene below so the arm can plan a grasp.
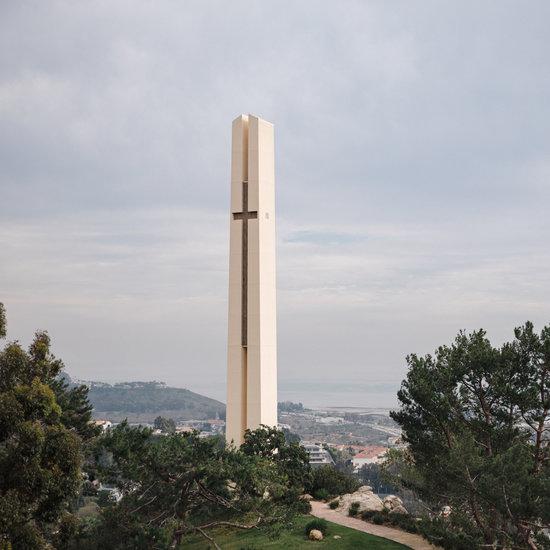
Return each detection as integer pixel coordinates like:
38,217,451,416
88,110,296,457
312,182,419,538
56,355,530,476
86,378,403,475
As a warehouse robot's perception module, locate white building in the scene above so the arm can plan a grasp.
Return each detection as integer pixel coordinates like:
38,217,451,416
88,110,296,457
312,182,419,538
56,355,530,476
302,443,335,468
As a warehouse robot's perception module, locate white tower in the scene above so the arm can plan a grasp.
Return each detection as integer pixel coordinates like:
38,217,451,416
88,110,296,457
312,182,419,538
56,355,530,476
226,114,278,447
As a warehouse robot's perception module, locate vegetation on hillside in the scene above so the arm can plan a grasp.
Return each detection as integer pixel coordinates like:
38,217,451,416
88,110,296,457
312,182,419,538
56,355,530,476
86,380,225,421
390,322,550,549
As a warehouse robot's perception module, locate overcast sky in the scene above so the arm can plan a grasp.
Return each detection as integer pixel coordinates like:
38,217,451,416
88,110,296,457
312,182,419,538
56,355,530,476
1,1,549,405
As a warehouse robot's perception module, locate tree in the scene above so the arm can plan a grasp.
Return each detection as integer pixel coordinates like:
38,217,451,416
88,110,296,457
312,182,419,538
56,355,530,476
240,425,311,490
81,425,309,549
358,463,396,494
153,416,176,434
326,446,355,475
390,323,550,549
0,304,98,548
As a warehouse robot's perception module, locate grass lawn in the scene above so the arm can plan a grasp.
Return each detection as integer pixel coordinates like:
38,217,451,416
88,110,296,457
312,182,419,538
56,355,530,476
185,515,410,549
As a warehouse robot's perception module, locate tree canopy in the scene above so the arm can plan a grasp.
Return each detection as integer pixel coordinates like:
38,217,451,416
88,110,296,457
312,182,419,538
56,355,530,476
77,424,311,549
390,322,550,549
0,304,98,548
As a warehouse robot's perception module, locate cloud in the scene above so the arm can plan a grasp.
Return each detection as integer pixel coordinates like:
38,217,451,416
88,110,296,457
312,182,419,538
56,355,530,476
1,1,549,405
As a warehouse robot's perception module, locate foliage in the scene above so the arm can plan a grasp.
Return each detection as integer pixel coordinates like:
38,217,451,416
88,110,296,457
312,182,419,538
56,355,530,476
153,415,176,434
241,425,311,491
0,304,97,548
329,499,339,509
417,516,481,550
358,463,397,494
313,488,330,501
52,376,100,441
326,446,355,474
390,322,550,549
304,518,328,536
372,512,385,525
76,425,310,548
361,509,418,533
306,465,360,500
0,304,5,339
348,501,360,517
281,427,301,444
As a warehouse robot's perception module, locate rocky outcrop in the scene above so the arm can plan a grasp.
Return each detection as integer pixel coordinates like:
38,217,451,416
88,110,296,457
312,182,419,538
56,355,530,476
330,486,408,516
383,495,408,515
331,485,384,514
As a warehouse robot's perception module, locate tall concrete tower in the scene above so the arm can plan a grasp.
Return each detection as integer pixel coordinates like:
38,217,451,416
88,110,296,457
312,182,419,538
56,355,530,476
226,114,277,447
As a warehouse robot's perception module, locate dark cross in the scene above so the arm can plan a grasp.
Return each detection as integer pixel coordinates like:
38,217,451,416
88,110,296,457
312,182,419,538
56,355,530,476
233,180,257,347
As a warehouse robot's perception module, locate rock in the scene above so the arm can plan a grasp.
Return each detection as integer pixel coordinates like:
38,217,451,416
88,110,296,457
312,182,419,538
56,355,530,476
301,493,314,501
309,529,323,541
335,485,384,515
383,495,408,515
333,535,341,539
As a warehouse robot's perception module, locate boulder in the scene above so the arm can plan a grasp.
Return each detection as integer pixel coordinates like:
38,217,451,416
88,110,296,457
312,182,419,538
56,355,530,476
301,493,314,501
383,495,408,515
335,485,384,514
309,529,323,541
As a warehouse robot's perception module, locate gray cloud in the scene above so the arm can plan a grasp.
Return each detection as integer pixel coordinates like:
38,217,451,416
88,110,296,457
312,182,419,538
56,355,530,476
1,1,549,405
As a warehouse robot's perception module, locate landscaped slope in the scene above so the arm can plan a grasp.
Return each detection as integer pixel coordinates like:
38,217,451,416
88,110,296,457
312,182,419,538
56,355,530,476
185,515,409,549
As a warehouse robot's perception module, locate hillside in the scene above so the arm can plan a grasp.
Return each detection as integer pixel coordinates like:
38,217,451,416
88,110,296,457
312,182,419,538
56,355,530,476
64,374,225,423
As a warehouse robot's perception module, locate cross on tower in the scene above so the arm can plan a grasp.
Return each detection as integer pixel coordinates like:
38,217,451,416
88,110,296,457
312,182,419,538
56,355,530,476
232,180,257,347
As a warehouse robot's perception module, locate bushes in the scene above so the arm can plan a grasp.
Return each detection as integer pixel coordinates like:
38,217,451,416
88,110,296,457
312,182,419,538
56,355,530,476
313,488,330,501
306,465,360,500
372,512,385,525
328,499,339,510
417,518,481,550
348,502,360,517
362,509,420,534
304,518,328,537
389,513,418,534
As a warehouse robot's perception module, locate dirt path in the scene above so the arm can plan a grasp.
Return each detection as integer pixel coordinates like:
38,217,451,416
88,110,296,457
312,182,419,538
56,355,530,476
310,501,440,550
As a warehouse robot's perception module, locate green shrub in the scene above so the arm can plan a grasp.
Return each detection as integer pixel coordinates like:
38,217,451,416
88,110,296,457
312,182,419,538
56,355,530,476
295,498,312,514
372,512,385,525
361,509,376,520
348,501,360,517
387,513,418,533
313,488,330,501
306,465,360,498
304,518,328,536
417,517,481,550
329,499,339,510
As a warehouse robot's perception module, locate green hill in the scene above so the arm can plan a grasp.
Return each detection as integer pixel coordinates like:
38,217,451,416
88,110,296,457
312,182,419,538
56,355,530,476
66,375,225,423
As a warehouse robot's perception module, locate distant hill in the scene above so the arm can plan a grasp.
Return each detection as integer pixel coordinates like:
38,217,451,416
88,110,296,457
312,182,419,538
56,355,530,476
64,374,225,423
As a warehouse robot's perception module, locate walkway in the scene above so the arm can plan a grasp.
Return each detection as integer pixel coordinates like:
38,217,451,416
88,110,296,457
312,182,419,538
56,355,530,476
310,501,440,550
